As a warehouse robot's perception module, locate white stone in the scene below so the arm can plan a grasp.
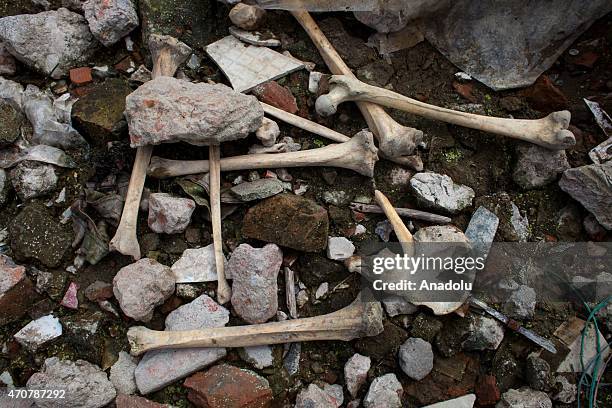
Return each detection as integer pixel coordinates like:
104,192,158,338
422,394,476,407
327,237,355,261
171,244,229,283
345,353,371,398
382,295,418,317
239,345,274,369
315,282,329,300
295,383,342,408
109,351,138,395
497,387,552,408
363,373,403,408
308,71,324,94
410,172,474,214
83,0,139,46
147,193,195,234
398,337,434,380
14,315,62,352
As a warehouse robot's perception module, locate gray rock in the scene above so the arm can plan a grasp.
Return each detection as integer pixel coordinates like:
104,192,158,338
147,193,195,234
503,284,536,320
229,3,266,31
322,190,351,206
414,225,470,243
345,353,371,398
513,144,569,189
229,243,283,324
422,394,476,408
295,383,342,408
134,294,228,394
9,161,57,200
326,236,355,261
110,351,138,395
0,8,97,78
559,161,612,230
382,295,418,317
315,282,329,300
230,178,283,201
255,117,279,146
496,387,552,408
0,100,23,147
462,314,504,351
239,345,274,369
398,337,434,380
171,244,228,283
83,0,138,46
552,376,576,404
363,373,403,408
510,203,530,242
423,1,612,90
525,354,551,392
26,357,116,408
324,384,344,407
0,169,8,207
410,172,474,214
283,342,301,376
13,314,62,352
126,77,263,147
113,258,175,322
465,206,499,259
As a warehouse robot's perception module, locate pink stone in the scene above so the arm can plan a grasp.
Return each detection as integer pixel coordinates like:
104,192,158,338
61,282,79,309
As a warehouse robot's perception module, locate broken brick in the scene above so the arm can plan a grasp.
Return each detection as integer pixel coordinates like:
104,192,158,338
252,81,298,114
69,67,93,86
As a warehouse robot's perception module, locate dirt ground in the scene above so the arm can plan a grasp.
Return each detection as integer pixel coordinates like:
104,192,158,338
0,2,610,407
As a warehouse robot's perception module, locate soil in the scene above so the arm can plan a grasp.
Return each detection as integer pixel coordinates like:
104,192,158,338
0,3,610,407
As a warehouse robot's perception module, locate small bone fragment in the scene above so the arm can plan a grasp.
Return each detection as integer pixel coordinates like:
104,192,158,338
349,202,451,224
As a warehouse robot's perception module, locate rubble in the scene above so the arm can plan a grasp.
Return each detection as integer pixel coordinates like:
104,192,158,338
126,76,263,147
10,202,73,268
229,3,265,31
422,394,476,408
363,373,403,408
475,374,500,406
512,144,570,189
60,281,79,309
496,387,552,408
382,295,418,317
0,254,36,325
326,236,355,260
503,285,536,320
525,354,551,391
0,42,16,75
465,206,499,258
9,161,57,200
0,100,22,147
27,357,116,408
171,244,228,283
71,78,132,145
462,315,505,351
113,258,176,322
228,243,283,324
13,314,62,352
239,345,274,369
414,225,470,243
205,35,304,93
559,161,612,229
0,8,97,78
147,193,196,234
134,295,228,394
183,364,273,408
83,0,139,46
230,178,284,201
551,375,576,404
256,117,280,147
345,353,371,398
295,383,342,408
115,395,171,408
410,172,475,214
252,81,299,114
398,337,434,380
242,194,329,252
110,351,139,395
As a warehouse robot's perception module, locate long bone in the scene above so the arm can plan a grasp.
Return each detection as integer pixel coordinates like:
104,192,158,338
147,129,379,178
127,296,383,355
291,10,423,158
262,102,423,170
317,75,576,150
109,35,192,260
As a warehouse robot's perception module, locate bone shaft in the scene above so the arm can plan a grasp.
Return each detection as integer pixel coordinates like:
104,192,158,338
355,84,552,140
140,313,362,352
350,203,451,224
150,142,362,178
374,190,414,255
262,102,349,143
